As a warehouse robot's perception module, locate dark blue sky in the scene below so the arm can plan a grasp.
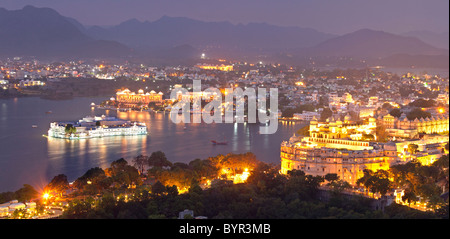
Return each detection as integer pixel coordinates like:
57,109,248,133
1,0,448,34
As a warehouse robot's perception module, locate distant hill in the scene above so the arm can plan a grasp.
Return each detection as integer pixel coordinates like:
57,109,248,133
372,54,449,68
402,30,449,50
0,6,131,58
298,29,447,59
0,6,447,69
85,16,336,55
278,29,449,68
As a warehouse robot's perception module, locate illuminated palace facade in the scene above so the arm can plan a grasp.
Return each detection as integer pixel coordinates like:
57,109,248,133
280,117,396,185
195,64,234,71
380,113,449,139
115,89,163,107
280,115,449,185
280,139,397,185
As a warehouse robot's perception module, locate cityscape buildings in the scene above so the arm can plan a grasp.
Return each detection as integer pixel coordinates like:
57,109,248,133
0,1,448,223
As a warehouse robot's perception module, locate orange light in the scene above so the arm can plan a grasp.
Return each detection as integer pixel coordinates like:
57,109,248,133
438,108,445,114
43,193,49,200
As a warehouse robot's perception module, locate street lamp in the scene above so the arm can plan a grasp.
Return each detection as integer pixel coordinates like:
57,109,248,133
43,193,49,200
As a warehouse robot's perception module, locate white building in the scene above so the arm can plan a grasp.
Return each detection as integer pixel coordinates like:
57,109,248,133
293,111,321,121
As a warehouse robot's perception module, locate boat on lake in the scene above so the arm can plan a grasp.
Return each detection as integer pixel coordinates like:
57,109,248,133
211,140,228,145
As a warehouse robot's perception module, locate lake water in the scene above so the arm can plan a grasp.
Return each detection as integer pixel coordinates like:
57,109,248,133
0,97,303,192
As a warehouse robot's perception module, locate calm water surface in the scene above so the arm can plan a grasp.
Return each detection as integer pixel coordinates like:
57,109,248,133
0,97,303,192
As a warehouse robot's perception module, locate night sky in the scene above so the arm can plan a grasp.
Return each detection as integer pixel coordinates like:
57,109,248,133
0,0,448,35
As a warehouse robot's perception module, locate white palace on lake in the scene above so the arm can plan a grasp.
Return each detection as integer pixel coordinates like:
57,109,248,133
48,115,147,139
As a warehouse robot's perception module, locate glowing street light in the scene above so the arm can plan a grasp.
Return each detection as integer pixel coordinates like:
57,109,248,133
43,193,49,200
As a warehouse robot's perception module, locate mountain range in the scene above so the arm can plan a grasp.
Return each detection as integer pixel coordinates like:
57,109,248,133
0,5,448,68
0,6,131,58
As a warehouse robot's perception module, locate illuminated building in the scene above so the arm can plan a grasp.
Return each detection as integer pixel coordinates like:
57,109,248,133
358,106,377,118
18,79,45,87
309,116,377,142
328,92,354,110
280,116,395,185
280,135,396,185
48,115,147,139
115,88,163,107
437,93,449,105
368,96,379,107
173,90,215,103
380,113,449,139
293,111,321,121
280,115,449,185
391,134,448,165
195,64,234,71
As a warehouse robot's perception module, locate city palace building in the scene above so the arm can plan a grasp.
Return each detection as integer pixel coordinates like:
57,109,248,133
280,115,449,185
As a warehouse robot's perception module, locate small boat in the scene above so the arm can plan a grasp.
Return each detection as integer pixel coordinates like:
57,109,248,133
211,140,228,145
45,111,52,114
32,125,38,128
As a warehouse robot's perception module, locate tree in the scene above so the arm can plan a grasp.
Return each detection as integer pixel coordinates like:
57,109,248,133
320,108,333,121
45,174,69,197
148,151,172,168
73,167,106,192
64,124,76,134
166,185,179,197
356,169,391,197
151,181,166,196
111,158,128,169
14,184,39,202
402,190,418,206
389,108,402,118
115,165,141,188
132,155,148,175
328,180,351,194
189,158,218,182
0,191,15,204
375,125,389,142
416,184,441,203
432,154,449,169
407,108,431,121
284,170,323,201
324,173,339,184
381,102,393,110
372,178,391,196
407,144,419,154
409,99,436,108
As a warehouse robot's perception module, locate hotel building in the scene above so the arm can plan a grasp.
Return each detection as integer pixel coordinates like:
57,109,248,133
115,89,163,108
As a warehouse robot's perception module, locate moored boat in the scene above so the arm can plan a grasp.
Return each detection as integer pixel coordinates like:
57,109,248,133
211,140,228,145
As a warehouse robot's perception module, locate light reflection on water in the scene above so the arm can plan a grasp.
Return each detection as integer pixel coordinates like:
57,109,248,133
0,97,303,192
